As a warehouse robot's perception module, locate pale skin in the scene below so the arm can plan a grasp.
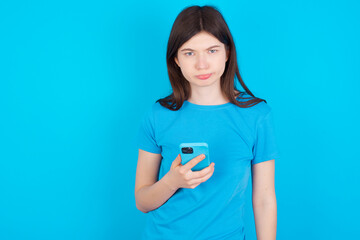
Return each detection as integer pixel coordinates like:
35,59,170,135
135,31,277,240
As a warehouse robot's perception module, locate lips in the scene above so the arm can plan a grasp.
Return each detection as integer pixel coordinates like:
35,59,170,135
196,73,212,80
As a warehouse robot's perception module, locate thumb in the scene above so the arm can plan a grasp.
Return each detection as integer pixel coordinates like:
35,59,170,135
171,154,182,168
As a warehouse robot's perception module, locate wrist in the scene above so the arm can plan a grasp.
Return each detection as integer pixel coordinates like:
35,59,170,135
162,172,179,191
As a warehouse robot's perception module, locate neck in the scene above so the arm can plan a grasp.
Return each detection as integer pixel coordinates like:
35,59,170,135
187,82,229,105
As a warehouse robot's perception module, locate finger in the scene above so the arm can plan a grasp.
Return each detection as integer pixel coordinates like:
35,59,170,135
183,154,206,171
190,183,200,189
189,169,214,185
193,163,215,179
171,154,182,168
190,162,215,179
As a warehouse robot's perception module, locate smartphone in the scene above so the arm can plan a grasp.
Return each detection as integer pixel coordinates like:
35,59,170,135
179,142,210,171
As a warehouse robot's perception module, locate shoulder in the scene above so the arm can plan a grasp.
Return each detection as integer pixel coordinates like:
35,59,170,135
250,100,272,118
143,101,177,121
152,101,174,113
235,92,273,122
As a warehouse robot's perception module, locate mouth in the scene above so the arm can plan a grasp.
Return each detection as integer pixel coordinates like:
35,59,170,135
196,73,212,80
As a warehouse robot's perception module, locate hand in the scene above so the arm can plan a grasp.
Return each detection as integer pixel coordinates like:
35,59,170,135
165,154,215,190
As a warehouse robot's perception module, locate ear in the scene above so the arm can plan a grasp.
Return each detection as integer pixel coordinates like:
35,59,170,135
226,49,230,62
174,57,180,67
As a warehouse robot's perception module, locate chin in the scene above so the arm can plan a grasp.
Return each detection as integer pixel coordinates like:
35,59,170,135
192,80,217,88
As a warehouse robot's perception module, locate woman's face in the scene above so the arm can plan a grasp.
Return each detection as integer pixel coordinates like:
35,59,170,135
175,31,229,89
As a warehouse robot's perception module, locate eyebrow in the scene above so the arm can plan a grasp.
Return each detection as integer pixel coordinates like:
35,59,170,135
180,45,221,52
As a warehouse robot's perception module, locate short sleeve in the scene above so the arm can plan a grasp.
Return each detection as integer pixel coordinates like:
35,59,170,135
136,106,162,154
252,109,280,165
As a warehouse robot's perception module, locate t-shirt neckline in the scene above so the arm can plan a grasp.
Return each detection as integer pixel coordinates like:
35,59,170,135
184,100,234,110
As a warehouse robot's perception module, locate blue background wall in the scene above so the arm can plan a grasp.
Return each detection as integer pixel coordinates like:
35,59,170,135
1,0,359,239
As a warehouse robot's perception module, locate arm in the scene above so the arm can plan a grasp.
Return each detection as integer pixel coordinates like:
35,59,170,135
135,149,179,213
252,159,277,240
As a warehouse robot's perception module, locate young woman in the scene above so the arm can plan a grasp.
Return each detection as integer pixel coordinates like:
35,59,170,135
135,5,280,240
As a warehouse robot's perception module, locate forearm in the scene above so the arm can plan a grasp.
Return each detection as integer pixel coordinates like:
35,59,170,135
135,173,178,213
253,198,277,240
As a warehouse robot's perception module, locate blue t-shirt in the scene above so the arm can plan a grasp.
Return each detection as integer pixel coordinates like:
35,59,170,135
136,94,280,240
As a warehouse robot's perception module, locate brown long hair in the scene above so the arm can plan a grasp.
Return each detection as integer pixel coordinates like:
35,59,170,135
157,5,266,110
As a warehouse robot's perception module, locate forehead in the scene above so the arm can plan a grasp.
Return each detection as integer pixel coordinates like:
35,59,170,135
179,31,223,49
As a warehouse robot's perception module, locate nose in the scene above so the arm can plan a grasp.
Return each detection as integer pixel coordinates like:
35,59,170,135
195,53,209,70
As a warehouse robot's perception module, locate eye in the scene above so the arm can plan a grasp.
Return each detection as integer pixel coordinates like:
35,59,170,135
209,49,217,53
185,52,194,56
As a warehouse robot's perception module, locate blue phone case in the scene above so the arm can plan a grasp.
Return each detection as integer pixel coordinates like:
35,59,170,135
179,142,210,171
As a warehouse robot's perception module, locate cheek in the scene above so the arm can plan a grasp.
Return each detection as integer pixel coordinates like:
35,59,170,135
214,58,227,76
177,63,191,78
218,53,227,64
214,56,227,69
178,60,193,73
